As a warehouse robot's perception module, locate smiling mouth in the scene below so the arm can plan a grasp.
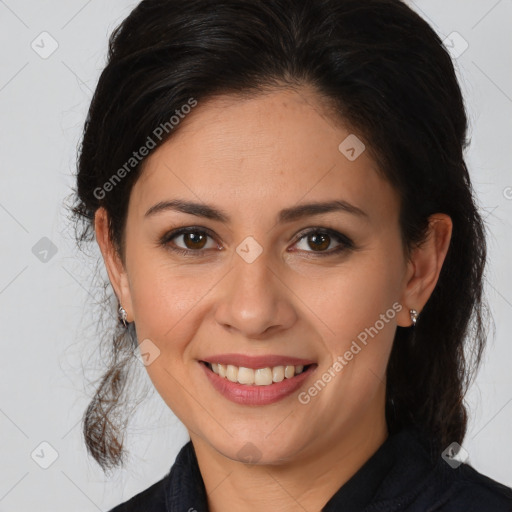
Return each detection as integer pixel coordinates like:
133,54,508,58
201,361,316,386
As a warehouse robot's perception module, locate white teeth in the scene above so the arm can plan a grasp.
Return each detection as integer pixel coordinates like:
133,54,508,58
272,365,285,382
284,365,295,379
254,367,273,386
208,362,309,386
226,364,238,383
237,366,255,385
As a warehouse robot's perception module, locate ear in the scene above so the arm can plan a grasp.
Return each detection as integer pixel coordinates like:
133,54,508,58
94,207,134,323
397,213,452,327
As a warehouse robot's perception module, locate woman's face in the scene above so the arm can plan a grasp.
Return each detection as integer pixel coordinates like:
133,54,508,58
101,87,417,464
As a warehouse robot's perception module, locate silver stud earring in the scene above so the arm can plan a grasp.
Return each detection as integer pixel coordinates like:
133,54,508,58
118,304,128,327
409,308,419,327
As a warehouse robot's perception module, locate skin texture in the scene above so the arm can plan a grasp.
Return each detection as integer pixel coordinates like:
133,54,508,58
95,87,452,511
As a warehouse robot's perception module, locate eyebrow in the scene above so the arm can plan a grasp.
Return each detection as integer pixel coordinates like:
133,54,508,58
144,198,368,223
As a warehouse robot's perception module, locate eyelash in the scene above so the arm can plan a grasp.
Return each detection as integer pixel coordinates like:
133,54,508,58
158,226,354,258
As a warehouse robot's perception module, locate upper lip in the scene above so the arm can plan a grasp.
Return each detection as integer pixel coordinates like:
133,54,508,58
200,353,316,369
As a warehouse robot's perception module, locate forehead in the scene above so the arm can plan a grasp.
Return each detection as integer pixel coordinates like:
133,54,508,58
130,88,398,225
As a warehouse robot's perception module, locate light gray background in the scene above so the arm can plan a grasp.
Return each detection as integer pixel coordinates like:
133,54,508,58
0,1,511,510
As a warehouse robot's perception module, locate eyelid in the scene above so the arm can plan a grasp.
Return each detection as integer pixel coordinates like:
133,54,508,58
292,226,353,246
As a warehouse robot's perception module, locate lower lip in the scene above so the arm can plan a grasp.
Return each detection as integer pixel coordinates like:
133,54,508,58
200,362,317,406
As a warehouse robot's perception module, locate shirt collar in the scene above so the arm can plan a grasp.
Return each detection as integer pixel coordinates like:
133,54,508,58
322,427,435,510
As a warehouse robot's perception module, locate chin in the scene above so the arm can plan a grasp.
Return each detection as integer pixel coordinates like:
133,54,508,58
207,431,305,467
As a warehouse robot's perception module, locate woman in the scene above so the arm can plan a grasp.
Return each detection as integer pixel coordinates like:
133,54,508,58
71,0,512,510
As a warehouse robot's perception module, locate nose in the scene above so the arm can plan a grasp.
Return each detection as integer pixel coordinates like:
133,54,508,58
213,249,298,339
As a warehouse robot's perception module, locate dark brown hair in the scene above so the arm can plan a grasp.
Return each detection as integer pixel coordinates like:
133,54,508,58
70,0,489,472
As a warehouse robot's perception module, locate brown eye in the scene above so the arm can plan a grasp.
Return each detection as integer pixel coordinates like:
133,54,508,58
181,232,208,250
160,227,218,255
292,228,353,255
306,232,331,251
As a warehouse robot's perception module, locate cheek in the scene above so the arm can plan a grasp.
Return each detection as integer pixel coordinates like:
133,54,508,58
303,251,403,382
131,279,190,334
301,255,401,334
127,258,217,414
127,250,221,351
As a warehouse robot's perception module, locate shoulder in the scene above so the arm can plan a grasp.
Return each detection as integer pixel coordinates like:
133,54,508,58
107,474,168,512
370,428,512,512
413,457,512,511
106,440,203,512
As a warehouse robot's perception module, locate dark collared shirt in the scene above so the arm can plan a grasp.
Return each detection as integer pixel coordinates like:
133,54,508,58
109,427,512,511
